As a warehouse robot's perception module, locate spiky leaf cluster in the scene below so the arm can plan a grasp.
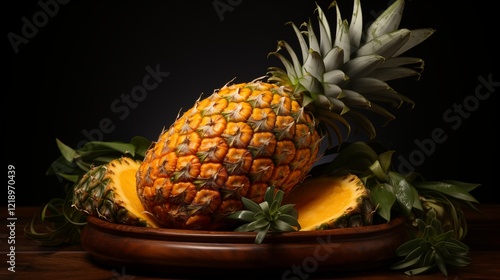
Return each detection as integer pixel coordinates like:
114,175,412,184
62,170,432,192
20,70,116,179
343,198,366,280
268,0,435,145
228,186,300,244
391,209,471,276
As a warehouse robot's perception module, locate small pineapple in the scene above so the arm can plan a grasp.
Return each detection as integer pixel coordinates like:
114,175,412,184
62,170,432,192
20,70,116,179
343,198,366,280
73,157,158,227
136,0,433,230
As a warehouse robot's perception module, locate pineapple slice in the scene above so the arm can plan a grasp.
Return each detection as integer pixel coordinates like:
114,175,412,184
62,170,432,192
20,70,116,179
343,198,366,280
284,174,374,231
72,157,159,227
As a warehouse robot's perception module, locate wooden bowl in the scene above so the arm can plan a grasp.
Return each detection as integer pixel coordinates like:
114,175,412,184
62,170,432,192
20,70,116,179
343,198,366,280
81,215,409,277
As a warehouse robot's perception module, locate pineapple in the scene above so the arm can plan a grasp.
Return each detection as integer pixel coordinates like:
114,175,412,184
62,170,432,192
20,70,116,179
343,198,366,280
283,174,373,231
73,157,159,227
136,0,433,230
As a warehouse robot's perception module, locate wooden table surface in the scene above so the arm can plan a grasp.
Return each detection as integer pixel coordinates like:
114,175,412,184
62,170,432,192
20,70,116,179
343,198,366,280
1,205,499,280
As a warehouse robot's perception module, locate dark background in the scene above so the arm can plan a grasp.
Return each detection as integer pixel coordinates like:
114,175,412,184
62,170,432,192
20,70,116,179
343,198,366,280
3,0,499,207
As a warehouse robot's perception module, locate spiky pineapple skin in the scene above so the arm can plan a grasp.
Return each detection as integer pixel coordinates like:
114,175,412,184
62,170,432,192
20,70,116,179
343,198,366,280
136,80,321,230
72,157,157,227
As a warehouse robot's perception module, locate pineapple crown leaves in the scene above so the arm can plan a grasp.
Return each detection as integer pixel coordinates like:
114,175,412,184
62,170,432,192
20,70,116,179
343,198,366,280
228,186,300,244
267,0,435,145
390,209,471,276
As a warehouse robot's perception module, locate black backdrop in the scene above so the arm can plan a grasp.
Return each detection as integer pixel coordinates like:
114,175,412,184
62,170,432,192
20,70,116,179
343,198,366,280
3,0,499,206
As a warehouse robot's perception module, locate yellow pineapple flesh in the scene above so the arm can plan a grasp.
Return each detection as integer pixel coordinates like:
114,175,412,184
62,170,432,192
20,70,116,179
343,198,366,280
283,174,374,231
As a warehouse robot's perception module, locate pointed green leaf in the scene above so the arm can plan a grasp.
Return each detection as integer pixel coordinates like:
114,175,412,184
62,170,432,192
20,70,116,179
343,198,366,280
323,69,346,85
348,0,363,49
303,49,325,81
305,19,321,54
393,28,436,57
343,54,385,79
378,150,394,173
413,181,479,203
343,110,376,139
227,210,256,222
268,52,298,82
342,89,370,107
56,138,78,163
334,17,351,62
264,186,275,205
441,180,481,193
388,171,418,216
395,238,424,256
323,46,344,72
349,77,391,93
366,0,404,42
241,197,262,213
130,136,152,157
404,265,436,276
287,22,309,65
315,3,333,56
369,160,387,181
380,56,424,69
369,66,421,81
277,40,303,81
357,28,411,59
255,224,271,244
272,219,299,232
369,182,396,222
278,213,301,229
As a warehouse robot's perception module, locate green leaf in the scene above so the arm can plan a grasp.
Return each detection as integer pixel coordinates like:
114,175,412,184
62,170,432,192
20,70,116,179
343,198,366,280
369,160,387,181
264,186,275,205
56,138,78,163
272,219,298,232
388,171,418,216
260,201,270,217
369,182,396,222
130,136,152,157
278,214,301,229
278,204,297,215
229,186,300,244
241,197,262,213
255,224,271,244
319,141,379,175
434,252,448,276
395,238,424,256
441,180,481,193
404,265,436,276
227,210,256,222
391,252,421,270
421,225,437,240
413,181,479,203
378,150,394,173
